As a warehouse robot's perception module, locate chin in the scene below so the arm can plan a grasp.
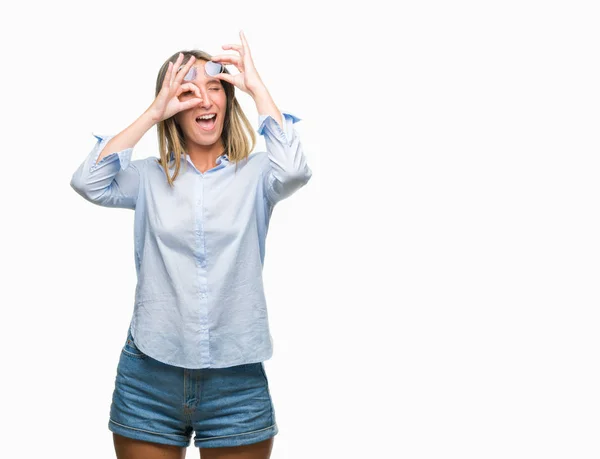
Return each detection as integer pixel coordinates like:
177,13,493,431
190,131,223,147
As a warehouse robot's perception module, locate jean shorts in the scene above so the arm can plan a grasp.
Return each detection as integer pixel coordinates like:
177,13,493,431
108,327,278,448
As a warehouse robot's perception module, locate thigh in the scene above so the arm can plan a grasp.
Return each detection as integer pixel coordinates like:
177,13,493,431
199,437,274,459
109,328,192,448
113,433,186,459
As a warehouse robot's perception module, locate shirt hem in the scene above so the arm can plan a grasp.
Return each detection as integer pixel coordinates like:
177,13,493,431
135,341,273,370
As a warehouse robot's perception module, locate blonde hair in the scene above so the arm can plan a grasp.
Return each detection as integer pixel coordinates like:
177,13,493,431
154,50,256,186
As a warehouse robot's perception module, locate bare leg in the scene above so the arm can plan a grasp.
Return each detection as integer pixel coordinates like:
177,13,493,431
199,437,274,459
113,433,187,459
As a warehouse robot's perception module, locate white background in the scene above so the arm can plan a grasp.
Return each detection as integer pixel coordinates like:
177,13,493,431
1,0,599,458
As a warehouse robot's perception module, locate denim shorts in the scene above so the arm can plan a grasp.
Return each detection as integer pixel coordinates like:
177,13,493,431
108,327,278,448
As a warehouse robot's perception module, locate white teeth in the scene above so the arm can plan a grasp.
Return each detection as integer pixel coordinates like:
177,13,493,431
197,114,216,120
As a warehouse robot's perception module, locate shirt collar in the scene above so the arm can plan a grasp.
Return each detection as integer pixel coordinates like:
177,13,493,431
216,153,230,165
168,151,229,164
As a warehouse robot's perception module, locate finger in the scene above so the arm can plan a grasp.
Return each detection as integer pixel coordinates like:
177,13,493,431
211,54,242,66
174,55,196,85
239,30,251,55
169,53,185,87
176,83,201,98
221,44,243,53
213,73,235,85
179,98,203,111
162,62,174,90
169,54,183,87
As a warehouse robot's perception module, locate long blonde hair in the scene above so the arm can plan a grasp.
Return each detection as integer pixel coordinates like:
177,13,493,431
154,50,256,186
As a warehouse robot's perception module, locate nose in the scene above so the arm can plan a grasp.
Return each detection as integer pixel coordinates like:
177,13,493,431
197,87,212,109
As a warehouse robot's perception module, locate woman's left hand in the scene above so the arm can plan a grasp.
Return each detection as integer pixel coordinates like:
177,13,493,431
211,30,266,97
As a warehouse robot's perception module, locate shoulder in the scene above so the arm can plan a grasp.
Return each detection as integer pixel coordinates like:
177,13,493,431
247,151,269,168
125,156,157,167
228,151,269,172
137,156,164,172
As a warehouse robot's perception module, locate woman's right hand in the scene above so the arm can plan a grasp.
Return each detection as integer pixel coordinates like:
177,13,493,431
147,53,203,123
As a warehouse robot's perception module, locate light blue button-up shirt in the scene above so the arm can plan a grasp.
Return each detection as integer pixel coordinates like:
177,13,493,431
70,112,311,368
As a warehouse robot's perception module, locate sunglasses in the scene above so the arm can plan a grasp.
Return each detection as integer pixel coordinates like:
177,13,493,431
178,61,225,81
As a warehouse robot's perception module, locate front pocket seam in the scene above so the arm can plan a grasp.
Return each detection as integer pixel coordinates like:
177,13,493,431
258,363,269,386
122,348,146,359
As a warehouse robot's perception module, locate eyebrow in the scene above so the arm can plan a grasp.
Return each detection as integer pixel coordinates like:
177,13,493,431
206,79,222,85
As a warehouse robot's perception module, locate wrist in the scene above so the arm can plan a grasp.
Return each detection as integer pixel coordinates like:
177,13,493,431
248,82,269,99
140,108,161,127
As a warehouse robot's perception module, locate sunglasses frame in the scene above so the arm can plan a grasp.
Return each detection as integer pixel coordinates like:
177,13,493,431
178,61,225,82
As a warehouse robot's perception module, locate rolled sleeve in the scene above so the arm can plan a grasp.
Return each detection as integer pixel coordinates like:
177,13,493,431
257,112,301,146
70,134,140,209
90,134,133,172
259,112,312,205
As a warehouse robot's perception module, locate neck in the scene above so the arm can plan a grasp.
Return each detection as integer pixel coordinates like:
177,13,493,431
186,141,225,172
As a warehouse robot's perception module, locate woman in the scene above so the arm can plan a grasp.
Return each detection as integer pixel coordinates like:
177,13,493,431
70,31,311,459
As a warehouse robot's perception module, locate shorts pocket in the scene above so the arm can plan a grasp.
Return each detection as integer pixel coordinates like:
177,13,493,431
122,328,147,359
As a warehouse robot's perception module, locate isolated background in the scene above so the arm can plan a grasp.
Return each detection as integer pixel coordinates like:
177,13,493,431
1,0,599,458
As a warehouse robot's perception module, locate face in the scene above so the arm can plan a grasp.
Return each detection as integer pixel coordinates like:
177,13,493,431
174,60,227,151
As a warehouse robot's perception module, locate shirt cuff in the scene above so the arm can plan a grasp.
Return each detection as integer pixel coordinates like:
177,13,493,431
90,133,133,172
257,112,301,145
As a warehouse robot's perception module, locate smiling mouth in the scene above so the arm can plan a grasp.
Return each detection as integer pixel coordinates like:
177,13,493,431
196,114,217,131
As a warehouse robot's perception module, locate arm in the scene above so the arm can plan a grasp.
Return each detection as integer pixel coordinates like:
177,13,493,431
70,111,156,208
70,53,203,208
70,133,141,209
211,31,312,204
94,110,156,165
